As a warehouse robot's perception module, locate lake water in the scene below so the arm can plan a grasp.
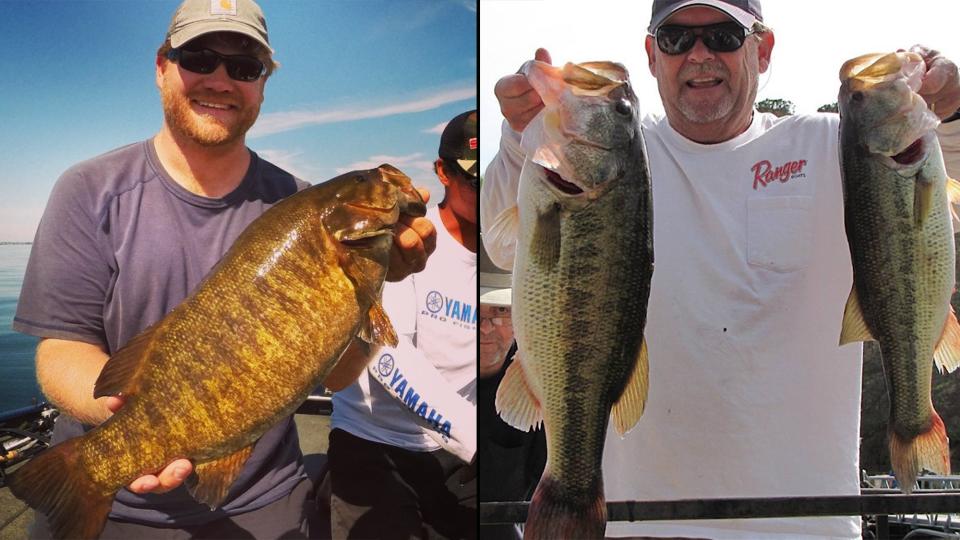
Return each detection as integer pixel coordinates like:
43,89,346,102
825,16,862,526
0,244,42,413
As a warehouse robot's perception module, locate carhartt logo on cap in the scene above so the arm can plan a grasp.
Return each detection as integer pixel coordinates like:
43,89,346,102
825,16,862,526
210,0,237,16
469,138,477,150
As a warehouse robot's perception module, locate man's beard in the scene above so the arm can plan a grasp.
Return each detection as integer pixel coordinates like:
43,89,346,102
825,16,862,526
676,62,735,124
160,83,259,147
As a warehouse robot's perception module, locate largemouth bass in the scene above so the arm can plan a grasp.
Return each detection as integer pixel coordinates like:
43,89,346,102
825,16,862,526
8,164,426,539
493,60,652,539
838,51,960,491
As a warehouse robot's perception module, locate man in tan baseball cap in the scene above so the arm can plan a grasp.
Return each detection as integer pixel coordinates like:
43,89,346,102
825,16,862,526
15,0,438,538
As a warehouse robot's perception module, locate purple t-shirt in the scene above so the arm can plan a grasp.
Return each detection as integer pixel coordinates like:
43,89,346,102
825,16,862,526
13,140,311,526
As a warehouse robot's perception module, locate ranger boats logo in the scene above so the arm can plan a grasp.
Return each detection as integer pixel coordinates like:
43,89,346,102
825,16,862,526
375,353,453,440
752,158,808,190
423,290,476,329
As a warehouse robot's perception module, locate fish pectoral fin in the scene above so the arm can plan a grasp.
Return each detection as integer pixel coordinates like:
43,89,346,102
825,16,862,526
494,350,543,431
531,203,561,270
914,175,934,225
360,300,398,348
188,444,255,510
93,322,161,398
839,286,875,345
933,306,960,373
612,337,649,436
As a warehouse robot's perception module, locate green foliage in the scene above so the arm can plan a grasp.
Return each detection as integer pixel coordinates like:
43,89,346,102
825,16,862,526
756,98,795,117
818,102,839,114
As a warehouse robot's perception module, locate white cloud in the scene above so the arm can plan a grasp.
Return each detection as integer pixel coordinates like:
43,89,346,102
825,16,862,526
459,0,477,12
250,85,476,138
334,153,434,176
424,121,448,135
255,149,316,181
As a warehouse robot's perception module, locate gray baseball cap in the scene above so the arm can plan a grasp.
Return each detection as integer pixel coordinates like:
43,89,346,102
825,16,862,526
648,0,762,33
166,0,272,53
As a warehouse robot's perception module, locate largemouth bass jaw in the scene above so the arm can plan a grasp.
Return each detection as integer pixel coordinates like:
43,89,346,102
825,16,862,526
532,162,620,204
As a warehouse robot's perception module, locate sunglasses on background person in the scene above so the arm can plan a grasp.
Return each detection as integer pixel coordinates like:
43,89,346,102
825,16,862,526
654,22,754,55
165,47,266,82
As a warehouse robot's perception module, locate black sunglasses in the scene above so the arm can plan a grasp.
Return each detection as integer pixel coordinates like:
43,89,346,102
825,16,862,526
165,47,266,82
655,22,753,55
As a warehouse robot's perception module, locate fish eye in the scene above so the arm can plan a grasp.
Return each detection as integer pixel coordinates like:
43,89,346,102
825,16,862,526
851,91,864,103
615,99,632,116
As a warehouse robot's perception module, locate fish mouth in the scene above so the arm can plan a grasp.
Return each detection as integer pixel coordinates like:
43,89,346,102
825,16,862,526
544,169,584,195
891,138,926,166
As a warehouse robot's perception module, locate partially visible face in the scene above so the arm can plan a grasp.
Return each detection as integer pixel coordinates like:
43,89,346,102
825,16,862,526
479,304,513,378
157,33,267,147
438,160,478,225
646,6,772,142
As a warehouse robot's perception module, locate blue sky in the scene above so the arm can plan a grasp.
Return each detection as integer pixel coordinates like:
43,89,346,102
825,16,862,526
0,0,478,241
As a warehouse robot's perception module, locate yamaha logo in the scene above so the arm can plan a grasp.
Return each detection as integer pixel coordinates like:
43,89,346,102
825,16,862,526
377,353,394,377
426,291,444,313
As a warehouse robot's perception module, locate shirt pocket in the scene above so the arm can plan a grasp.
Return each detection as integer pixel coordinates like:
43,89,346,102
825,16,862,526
747,196,813,272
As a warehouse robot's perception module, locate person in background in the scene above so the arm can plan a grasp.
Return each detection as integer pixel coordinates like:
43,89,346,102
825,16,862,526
477,241,546,540
324,110,478,540
481,0,960,538
12,0,435,537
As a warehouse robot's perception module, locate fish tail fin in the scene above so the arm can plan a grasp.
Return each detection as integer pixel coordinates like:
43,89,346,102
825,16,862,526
889,411,951,493
523,472,605,540
7,437,113,539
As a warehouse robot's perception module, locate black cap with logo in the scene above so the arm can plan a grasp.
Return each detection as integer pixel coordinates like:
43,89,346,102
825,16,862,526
438,110,478,178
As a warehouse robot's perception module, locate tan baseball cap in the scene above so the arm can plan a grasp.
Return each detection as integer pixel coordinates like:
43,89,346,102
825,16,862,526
166,0,273,53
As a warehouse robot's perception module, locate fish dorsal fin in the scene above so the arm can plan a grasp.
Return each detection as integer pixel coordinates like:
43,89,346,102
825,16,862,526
187,444,255,510
495,351,543,431
360,300,398,347
934,306,960,373
611,337,649,436
93,323,161,398
840,286,875,345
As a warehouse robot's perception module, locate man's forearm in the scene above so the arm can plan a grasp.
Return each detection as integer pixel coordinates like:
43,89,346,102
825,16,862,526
323,338,374,392
36,338,113,426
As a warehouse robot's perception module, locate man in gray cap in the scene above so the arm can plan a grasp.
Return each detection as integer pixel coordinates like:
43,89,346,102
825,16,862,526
483,0,960,538
13,0,435,537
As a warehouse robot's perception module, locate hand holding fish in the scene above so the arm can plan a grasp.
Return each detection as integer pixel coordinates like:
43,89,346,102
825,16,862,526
494,48,552,132
909,45,960,120
104,396,193,495
387,187,436,281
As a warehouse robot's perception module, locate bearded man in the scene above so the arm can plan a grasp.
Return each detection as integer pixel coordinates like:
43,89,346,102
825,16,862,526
13,1,436,537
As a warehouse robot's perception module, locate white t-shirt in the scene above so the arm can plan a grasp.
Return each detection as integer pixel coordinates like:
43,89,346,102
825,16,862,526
481,112,960,540
332,205,478,455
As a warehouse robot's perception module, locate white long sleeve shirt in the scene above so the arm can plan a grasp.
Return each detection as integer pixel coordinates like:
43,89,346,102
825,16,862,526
481,111,960,540
332,206,478,461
